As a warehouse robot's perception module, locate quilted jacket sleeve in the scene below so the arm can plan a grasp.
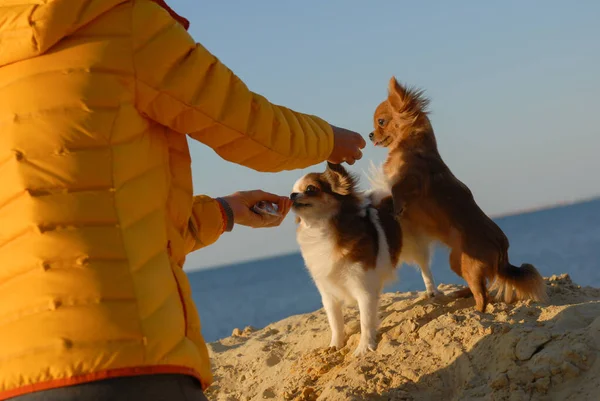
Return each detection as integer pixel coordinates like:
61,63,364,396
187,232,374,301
131,1,334,172
188,195,226,251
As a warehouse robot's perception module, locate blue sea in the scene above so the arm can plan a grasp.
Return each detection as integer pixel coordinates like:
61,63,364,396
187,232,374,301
189,198,600,343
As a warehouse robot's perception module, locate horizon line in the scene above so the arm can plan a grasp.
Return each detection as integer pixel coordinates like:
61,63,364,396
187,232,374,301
188,193,600,273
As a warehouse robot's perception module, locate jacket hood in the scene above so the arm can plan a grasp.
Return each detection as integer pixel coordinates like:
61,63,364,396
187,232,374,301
0,0,189,67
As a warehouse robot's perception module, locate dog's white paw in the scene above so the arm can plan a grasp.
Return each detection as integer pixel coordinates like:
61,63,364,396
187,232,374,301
425,288,442,298
353,341,376,357
329,336,345,350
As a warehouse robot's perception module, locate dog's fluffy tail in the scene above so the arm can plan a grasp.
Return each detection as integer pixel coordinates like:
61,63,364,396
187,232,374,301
363,161,391,205
489,262,548,304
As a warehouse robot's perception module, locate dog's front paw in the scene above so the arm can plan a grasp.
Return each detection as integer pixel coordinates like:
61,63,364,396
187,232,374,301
329,336,345,351
425,288,443,298
353,340,377,357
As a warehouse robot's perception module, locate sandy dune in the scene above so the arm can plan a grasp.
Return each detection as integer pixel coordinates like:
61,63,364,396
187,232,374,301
205,274,600,401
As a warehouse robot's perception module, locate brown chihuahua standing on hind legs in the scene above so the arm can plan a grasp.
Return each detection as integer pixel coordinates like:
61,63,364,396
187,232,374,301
368,76,548,312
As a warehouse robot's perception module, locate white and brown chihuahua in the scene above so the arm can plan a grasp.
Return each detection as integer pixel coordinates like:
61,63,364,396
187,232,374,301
291,162,413,355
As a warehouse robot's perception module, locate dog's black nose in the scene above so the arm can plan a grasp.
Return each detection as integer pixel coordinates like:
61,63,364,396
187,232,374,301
368,132,374,140
290,192,299,201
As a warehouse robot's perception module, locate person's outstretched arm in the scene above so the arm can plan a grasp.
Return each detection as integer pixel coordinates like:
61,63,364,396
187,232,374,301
132,1,343,172
188,191,292,251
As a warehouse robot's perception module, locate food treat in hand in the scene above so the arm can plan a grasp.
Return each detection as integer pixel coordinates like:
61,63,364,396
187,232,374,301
251,201,280,217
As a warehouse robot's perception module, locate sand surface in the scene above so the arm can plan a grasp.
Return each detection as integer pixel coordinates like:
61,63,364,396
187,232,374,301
205,274,600,401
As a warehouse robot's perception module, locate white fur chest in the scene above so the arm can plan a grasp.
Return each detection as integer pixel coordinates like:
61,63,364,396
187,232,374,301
295,222,340,281
383,152,406,185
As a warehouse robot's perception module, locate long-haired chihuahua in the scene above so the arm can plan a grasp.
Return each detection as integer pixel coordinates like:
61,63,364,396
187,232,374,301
290,162,404,355
369,77,547,313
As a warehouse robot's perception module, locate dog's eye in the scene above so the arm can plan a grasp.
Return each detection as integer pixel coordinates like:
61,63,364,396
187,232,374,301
305,185,319,194
377,118,385,127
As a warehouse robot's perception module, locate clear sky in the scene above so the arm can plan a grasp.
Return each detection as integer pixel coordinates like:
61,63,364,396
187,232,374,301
166,0,600,270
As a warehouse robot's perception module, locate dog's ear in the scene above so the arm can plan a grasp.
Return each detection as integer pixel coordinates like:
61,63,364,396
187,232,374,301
387,76,430,117
326,161,347,176
387,76,407,109
324,162,357,195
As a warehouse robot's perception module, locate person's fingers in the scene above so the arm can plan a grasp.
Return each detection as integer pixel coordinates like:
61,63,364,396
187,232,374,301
261,213,283,228
224,192,293,228
247,190,281,204
274,195,292,215
276,198,288,217
276,197,291,221
284,197,293,211
346,157,355,165
270,196,290,219
277,196,290,208
356,134,367,148
354,149,363,160
252,201,287,228
244,208,264,227
275,214,286,227
280,199,292,219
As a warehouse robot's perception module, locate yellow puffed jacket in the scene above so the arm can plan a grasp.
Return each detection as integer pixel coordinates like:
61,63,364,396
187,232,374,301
0,0,333,398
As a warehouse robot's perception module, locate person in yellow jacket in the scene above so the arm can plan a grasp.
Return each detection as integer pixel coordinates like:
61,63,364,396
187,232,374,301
0,0,366,400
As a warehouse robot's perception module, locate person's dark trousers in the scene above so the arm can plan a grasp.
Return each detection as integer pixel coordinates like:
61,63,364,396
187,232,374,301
8,374,210,401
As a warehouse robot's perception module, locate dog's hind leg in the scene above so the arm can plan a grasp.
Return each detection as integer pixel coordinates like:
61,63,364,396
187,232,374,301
447,246,475,299
320,292,345,350
413,245,441,298
461,254,488,313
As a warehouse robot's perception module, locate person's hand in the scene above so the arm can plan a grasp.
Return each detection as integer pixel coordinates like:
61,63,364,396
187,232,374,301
327,125,366,165
221,190,293,229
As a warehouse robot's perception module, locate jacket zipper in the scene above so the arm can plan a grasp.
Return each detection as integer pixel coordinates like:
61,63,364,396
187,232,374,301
167,240,188,335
